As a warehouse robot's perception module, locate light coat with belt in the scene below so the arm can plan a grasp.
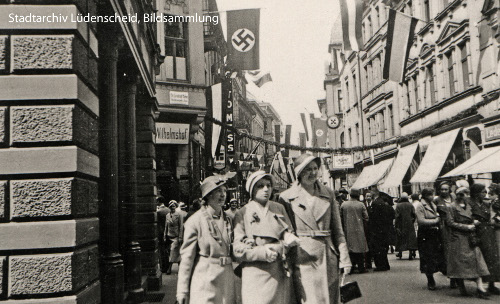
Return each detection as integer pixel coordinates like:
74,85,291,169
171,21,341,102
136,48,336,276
177,206,236,304
340,199,369,253
233,200,294,304
279,181,351,304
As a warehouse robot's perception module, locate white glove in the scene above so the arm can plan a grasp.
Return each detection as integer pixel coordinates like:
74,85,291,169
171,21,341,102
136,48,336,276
264,245,278,263
283,232,301,248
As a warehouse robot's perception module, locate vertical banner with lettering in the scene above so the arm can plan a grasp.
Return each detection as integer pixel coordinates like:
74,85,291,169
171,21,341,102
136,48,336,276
224,79,235,166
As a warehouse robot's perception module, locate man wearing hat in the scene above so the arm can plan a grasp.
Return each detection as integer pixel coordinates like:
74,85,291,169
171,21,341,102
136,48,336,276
156,196,170,273
177,173,237,304
225,198,239,221
279,154,351,304
340,188,369,274
164,200,184,275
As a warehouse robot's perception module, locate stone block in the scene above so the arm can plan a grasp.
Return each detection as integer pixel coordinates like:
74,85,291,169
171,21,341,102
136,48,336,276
137,144,155,158
9,246,98,296
136,116,155,132
136,212,156,223
11,179,73,218
0,147,99,177
137,158,156,170
0,36,6,71
0,181,6,219
137,131,156,143
0,107,6,144
0,256,5,296
0,219,99,250
12,35,73,70
9,253,73,295
137,170,156,185
0,75,99,117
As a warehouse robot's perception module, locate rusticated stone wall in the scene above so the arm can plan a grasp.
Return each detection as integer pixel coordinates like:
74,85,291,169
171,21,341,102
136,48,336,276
0,1,100,302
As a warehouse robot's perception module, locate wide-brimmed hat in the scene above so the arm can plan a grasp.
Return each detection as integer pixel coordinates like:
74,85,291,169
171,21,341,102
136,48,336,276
246,170,274,197
201,172,236,199
293,154,321,178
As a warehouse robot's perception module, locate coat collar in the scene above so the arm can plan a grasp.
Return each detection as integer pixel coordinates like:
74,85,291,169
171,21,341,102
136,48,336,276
421,200,437,214
288,181,331,230
454,202,472,219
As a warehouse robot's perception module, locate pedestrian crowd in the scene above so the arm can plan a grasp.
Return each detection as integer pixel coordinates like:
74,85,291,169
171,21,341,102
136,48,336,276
155,153,500,303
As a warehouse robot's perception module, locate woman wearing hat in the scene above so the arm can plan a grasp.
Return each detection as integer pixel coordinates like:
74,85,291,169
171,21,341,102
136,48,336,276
176,173,236,304
279,154,351,304
233,171,299,304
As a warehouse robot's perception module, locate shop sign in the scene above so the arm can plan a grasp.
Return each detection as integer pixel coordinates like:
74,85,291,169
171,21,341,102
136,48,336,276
155,123,190,144
331,154,354,169
170,91,189,105
485,123,500,142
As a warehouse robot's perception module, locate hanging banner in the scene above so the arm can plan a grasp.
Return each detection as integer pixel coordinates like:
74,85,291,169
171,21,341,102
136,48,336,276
224,79,235,158
331,154,354,169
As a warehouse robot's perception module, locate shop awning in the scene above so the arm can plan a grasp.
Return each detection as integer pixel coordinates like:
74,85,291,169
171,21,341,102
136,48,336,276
380,143,419,189
410,129,460,184
351,158,394,189
442,145,500,177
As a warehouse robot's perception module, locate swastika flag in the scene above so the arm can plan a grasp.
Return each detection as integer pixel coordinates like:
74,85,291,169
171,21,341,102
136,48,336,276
227,9,260,71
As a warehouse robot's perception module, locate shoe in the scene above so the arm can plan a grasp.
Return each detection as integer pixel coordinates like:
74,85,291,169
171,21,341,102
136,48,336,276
450,279,457,289
396,252,402,259
457,280,468,296
476,289,490,299
427,275,436,290
488,286,500,295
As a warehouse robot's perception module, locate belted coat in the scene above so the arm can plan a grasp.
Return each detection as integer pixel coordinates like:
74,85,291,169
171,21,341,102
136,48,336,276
177,206,236,304
233,200,295,304
279,181,351,304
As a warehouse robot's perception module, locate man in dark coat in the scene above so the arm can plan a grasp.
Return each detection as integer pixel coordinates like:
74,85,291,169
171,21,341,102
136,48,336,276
368,186,395,271
395,193,417,259
156,196,171,273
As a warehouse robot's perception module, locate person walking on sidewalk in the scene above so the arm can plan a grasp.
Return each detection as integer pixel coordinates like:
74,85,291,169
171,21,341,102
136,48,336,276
233,171,299,304
394,193,417,260
340,188,369,273
279,154,351,304
415,188,447,290
176,173,237,304
164,200,183,275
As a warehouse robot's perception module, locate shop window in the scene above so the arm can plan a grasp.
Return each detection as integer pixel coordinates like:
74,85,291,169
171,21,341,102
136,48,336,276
165,18,189,80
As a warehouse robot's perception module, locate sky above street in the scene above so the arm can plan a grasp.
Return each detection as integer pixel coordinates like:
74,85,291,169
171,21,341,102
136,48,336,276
217,0,339,143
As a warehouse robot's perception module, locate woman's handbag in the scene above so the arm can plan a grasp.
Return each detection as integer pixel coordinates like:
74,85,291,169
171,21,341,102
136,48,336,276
340,273,362,303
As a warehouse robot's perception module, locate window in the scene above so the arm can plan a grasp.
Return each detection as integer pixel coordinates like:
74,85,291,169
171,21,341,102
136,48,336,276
375,7,380,30
460,44,470,89
352,74,358,104
426,63,436,105
388,105,395,137
340,132,345,148
407,1,413,16
412,75,419,112
405,81,411,115
345,79,350,108
446,52,455,96
424,0,431,21
165,19,188,80
348,128,352,147
363,65,368,94
367,16,372,39
355,123,360,146
337,90,343,112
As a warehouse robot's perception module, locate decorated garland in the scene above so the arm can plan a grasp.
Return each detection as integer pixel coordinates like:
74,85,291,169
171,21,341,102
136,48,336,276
206,93,497,154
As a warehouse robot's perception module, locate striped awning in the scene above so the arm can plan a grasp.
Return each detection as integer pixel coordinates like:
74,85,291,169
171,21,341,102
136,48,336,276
351,158,394,189
381,143,419,189
442,145,500,177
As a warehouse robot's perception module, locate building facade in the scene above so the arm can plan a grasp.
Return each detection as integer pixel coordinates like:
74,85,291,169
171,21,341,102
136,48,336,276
325,0,500,194
0,0,162,303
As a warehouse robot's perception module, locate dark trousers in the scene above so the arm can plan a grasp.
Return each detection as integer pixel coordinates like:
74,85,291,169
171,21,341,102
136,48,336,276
349,252,366,273
373,247,390,271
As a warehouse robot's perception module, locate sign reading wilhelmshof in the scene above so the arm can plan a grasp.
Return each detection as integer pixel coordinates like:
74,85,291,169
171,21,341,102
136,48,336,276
156,123,190,144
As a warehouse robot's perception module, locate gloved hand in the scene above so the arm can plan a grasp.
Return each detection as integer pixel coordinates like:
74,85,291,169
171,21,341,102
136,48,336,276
264,246,278,263
283,232,300,248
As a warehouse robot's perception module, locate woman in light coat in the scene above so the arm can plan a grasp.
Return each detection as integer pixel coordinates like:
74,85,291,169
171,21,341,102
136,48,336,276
233,171,299,304
445,187,489,298
279,154,351,304
176,173,236,304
